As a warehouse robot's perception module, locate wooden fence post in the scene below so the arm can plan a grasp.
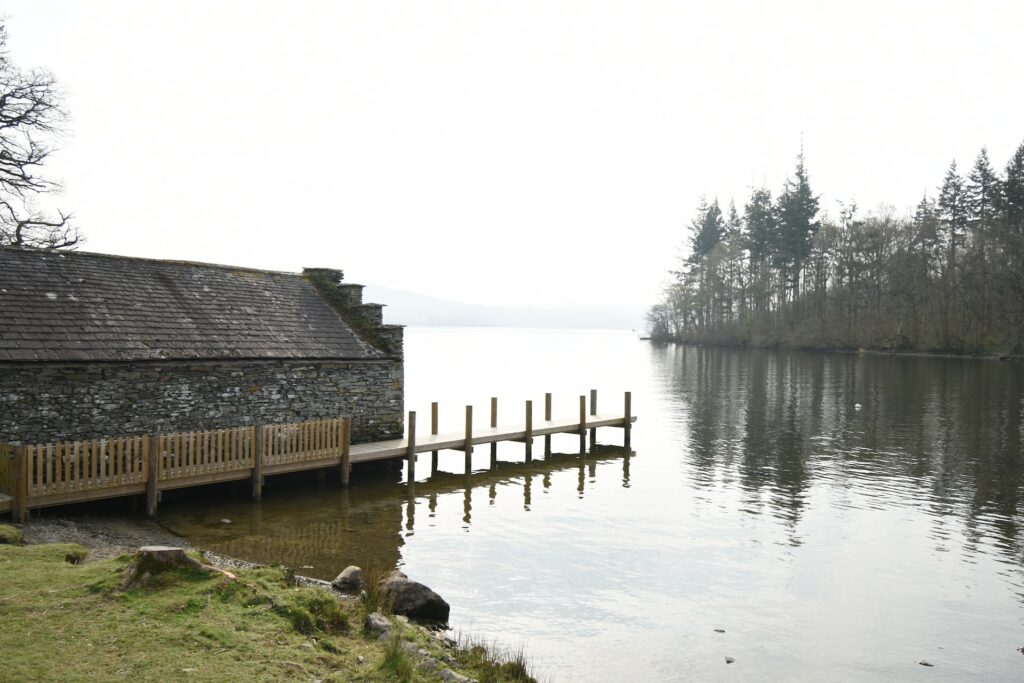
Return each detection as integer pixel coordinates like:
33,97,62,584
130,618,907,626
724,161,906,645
464,405,473,475
431,402,439,475
525,400,533,462
490,397,498,465
340,419,351,487
544,393,552,456
407,411,417,481
252,426,263,501
624,391,632,450
146,435,160,518
12,446,28,523
589,389,598,448
579,395,586,454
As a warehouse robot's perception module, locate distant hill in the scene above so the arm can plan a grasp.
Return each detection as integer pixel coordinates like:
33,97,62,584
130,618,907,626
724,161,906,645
362,284,645,330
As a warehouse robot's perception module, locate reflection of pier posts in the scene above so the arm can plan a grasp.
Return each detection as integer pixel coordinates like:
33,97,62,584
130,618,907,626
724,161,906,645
523,469,532,509
577,460,585,495
405,482,415,531
428,491,437,515
462,480,472,525
489,482,497,505
622,452,631,487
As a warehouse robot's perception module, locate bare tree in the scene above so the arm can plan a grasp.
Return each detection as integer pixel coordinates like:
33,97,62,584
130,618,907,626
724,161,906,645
0,21,79,249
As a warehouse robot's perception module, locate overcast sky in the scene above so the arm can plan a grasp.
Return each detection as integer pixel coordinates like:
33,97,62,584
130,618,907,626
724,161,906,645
4,1,1023,308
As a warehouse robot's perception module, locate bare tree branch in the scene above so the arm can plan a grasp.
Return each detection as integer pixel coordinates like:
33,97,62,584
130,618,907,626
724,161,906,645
0,22,81,250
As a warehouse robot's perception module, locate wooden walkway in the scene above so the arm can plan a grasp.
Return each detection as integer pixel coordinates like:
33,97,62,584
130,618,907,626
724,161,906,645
2,391,634,520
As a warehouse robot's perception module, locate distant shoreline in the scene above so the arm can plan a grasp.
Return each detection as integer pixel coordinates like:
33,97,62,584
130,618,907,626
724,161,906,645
642,338,1024,362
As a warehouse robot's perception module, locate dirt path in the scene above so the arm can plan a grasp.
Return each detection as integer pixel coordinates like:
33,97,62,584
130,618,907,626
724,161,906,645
16,515,189,562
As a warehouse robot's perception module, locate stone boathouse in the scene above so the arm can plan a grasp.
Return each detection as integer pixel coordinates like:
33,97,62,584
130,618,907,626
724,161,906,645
0,248,403,446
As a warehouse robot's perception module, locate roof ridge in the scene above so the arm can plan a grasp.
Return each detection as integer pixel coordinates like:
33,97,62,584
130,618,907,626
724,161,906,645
0,246,305,278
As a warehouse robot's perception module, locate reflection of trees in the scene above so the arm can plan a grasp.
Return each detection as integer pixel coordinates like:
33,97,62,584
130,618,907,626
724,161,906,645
652,344,1024,563
161,445,632,581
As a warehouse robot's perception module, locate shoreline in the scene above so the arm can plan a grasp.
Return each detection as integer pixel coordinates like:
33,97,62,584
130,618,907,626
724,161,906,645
644,338,1024,362
14,513,339,591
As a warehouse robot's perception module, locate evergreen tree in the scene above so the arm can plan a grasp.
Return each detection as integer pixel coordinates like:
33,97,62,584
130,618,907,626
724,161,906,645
743,188,776,267
937,161,967,265
965,147,1001,231
997,140,1024,233
689,198,724,262
775,151,820,298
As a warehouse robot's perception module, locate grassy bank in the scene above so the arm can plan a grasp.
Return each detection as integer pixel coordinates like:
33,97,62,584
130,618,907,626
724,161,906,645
0,530,535,683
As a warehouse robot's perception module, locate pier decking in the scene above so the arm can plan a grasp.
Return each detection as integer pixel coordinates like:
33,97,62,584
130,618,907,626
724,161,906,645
1,392,635,520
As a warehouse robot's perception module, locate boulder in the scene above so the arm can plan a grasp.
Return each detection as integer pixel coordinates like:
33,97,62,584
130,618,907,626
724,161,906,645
381,575,450,623
364,611,390,636
331,565,362,592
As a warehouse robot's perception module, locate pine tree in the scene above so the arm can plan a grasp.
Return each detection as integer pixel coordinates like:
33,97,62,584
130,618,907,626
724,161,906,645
965,147,1001,232
775,151,820,300
937,161,967,266
689,198,724,262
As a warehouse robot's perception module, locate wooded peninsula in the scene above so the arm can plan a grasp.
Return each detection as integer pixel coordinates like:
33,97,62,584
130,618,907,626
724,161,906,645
648,141,1024,354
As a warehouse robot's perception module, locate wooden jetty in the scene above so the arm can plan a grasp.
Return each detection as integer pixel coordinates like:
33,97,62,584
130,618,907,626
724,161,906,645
1,391,635,522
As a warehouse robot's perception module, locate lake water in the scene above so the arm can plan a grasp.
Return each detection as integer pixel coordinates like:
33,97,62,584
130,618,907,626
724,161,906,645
160,328,1024,681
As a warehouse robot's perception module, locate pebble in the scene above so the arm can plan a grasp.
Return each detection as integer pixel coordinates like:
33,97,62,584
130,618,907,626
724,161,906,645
918,661,934,667
725,656,735,664
713,628,725,633
219,518,232,524
356,655,364,664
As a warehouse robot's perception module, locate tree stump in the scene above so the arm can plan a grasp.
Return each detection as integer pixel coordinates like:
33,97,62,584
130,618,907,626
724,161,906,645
120,546,236,590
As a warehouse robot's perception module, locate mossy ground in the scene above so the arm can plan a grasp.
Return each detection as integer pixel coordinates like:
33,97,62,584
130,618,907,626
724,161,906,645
0,542,535,682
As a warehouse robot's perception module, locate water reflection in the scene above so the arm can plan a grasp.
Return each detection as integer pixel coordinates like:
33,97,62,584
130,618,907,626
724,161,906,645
651,344,1024,568
159,445,632,581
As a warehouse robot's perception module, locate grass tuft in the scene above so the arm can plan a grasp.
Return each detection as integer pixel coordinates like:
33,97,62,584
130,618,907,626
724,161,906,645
380,633,415,682
360,562,394,615
455,633,537,683
0,524,23,545
63,545,88,564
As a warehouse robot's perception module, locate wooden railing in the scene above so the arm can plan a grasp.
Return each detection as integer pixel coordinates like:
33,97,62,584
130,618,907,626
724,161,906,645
2,418,351,522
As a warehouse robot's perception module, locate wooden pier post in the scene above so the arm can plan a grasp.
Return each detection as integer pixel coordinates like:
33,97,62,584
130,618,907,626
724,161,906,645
11,446,28,523
340,418,351,487
406,411,417,481
525,399,533,462
579,395,586,454
431,402,439,475
624,391,632,450
544,392,552,456
490,397,498,466
589,389,597,448
252,426,263,501
464,405,473,474
146,435,160,518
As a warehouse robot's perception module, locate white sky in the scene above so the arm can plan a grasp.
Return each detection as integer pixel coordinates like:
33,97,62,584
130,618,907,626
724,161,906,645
4,1,1023,307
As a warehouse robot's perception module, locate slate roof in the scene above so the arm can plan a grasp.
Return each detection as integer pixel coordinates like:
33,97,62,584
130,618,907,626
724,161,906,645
0,248,385,362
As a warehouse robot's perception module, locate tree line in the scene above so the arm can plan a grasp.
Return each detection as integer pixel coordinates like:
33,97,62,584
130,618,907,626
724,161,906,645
648,141,1024,353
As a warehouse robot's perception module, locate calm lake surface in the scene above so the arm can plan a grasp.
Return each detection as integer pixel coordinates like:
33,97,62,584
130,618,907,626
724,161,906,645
160,328,1024,681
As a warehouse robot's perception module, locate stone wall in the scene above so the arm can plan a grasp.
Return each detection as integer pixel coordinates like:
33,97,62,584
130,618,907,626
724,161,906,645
0,358,404,446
